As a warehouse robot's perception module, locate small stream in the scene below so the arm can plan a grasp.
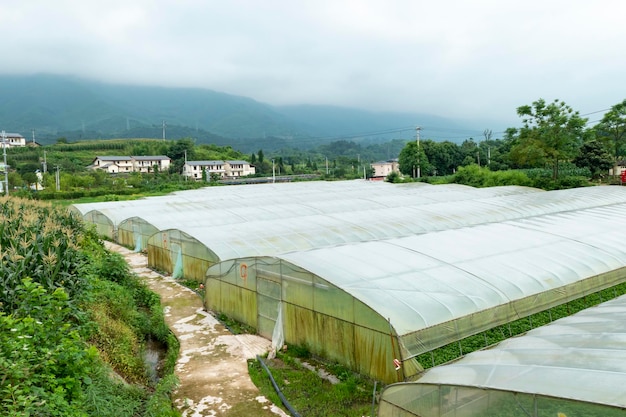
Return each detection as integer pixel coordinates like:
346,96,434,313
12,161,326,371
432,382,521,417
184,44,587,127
144,338,167,383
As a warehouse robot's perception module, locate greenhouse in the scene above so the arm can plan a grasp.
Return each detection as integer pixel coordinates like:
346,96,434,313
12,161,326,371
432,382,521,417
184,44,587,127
146,185,626,281
205,203,626,383
73,181,529,245
378,293,626,417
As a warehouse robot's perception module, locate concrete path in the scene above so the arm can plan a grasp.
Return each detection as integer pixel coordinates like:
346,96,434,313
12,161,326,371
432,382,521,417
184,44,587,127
105,242,288,417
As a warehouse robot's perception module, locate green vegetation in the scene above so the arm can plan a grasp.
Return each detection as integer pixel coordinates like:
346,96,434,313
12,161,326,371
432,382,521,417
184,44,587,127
480,395,624,417
393,97,626,188
415,282,626,370
0,198,180,416
249,346,379,417
3,97,626,198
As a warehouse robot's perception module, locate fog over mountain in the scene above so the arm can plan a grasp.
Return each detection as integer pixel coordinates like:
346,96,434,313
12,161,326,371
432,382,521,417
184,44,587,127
0,74,503,148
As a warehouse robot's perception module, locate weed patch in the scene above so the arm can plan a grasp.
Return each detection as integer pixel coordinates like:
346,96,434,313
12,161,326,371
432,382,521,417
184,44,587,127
249,347,380,417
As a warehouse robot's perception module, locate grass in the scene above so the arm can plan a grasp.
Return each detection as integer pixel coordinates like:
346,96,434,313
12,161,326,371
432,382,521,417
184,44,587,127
248,347,380,417
415,282,626,370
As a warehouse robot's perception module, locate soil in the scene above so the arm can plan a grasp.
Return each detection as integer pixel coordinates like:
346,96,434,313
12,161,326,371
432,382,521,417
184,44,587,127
105,242,288,417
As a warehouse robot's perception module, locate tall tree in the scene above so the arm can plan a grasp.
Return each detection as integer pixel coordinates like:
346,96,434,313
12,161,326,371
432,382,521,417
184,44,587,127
422,140,462,175
594,99,626,176
512,99,587,179
398,141,431,177
572,140,613,179
167,138,195,174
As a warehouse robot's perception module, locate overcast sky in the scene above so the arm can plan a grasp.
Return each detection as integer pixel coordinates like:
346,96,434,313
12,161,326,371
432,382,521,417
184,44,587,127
1,0,624,127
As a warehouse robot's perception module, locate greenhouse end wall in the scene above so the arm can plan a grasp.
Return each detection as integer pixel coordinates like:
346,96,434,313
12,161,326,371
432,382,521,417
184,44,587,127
83,210,115,240
117,217,159,252
147,229,217,281
205,257,417,383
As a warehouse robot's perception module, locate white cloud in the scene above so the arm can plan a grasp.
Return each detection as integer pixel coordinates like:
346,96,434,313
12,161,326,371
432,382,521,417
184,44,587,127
1,0,625,127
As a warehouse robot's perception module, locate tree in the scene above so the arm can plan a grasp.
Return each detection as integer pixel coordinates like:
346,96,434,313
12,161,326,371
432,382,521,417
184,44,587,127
511,99,587,179
594,99,626,176
167,138,195,174
210,172,221,183
459,139,480,167
572,140,613,179
422,140,461,175
398,141,431,177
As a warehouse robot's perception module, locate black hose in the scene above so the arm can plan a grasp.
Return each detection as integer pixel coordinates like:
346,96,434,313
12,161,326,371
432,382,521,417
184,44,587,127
256,355,302,417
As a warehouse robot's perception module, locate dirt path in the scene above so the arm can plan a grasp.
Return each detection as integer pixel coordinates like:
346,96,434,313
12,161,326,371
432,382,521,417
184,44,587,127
105,242,288,417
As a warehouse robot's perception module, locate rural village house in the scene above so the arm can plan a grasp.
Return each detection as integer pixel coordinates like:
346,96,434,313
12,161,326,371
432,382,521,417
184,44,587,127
183,160,256,180
371,159,400,179
89,155,171,174
0,132,27,148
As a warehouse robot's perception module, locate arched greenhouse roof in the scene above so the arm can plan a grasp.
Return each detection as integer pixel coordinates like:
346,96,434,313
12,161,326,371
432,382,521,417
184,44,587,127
265,202,626,354
74,182,542,241
380,293,626,415
70,181,541,221
156,186,626,263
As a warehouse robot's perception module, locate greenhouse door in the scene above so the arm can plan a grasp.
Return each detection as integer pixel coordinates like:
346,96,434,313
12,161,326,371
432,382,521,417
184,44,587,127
257,276,281,339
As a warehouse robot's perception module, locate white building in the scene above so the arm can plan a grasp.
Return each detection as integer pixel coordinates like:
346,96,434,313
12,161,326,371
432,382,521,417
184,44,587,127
1,133,26,148
183,160,255,180
90,155,171,174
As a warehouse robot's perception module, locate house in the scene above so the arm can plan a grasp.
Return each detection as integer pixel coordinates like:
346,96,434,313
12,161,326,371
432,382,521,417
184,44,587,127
225,160,256,178
183,161,225,180
183,160,255,180
371,159,400,179
0,133,26,148
132,155,171,173
90,155,171,174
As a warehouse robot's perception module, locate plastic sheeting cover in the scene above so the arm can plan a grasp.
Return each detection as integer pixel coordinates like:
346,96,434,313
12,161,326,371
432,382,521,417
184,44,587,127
382,293,626,414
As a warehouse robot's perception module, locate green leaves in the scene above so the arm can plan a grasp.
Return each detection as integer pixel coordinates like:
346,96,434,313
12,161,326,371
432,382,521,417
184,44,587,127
513,98,588,179
0,199,89,313
0,279,96,416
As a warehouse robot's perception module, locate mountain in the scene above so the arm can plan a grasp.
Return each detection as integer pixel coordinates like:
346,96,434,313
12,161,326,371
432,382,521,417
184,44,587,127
0,74,493,148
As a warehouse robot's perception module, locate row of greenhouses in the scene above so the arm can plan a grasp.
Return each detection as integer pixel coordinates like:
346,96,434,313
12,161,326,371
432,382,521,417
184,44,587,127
73,181,626,402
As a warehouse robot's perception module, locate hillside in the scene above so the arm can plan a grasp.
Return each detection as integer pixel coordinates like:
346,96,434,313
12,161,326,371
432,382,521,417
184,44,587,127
0,74,494,147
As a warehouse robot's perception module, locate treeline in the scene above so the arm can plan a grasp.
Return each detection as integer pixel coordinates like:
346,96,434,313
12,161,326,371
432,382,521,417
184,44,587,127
4,97,626,198
396,98,626,185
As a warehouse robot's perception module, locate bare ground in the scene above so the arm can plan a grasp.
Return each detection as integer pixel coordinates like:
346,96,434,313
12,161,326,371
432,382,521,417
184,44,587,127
104,242,288,417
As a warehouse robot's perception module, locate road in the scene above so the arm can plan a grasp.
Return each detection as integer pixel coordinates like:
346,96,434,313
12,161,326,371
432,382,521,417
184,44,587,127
105,242,288,417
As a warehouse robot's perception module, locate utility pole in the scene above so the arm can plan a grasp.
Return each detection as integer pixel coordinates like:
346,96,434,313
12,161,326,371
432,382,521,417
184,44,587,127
162,120,166,141
272,159,276,183
43,150,47,174
325,157,329,175
483,129,492,167
2,130,8,196
184,150,188,181
31,129,35,144
416,126,421,178
55,166,60,191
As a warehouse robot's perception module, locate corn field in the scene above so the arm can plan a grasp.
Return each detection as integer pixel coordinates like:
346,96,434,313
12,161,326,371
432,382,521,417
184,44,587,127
0,196,180,416
0,197,88,311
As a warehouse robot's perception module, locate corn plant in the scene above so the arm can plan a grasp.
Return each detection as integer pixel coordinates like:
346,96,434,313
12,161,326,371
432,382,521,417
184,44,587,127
0,197,89,314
